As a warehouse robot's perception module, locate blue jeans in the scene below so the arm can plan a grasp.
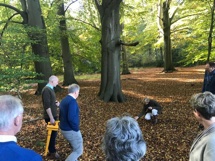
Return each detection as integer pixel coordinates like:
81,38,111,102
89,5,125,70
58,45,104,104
61,130,83,161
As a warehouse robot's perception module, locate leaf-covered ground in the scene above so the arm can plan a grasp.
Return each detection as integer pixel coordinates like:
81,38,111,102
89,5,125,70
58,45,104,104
17,66,205,161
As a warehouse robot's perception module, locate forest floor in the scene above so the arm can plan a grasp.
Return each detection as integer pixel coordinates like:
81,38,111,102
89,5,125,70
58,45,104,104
15,66,205,161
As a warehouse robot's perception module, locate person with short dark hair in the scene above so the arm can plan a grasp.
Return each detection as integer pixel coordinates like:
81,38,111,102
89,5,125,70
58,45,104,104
0,95,42,161
202,61,215,94
135,97,162,124
60,84,83,161
189,92,215,161
102,116,146,161
42,75,60,159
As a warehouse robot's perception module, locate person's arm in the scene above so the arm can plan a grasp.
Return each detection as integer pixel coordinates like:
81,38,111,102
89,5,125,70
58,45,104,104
135,105,147,120
46,108,55,125
42,88,55,125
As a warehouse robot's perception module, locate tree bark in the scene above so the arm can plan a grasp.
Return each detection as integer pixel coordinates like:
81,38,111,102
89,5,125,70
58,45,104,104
0,1,53,94
162,0,174,72
57,0,78,85
207,0,215,62
25,0,53,94
95,0,125,102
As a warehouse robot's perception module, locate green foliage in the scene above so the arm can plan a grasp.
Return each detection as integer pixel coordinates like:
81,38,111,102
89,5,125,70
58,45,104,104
0,22,46,94
1,0,215,90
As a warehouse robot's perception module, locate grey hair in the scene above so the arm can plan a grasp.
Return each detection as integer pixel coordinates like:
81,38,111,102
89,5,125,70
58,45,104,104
0,95,24,131
49,75,58,82
102,116,147,161
68,84,80,93
190,91,215,120
142,97,150,103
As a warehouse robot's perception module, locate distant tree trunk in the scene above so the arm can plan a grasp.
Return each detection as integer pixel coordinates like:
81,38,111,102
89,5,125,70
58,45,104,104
57,1,78,85
95,0,125,102
207,0,215,61
162,0,174,72
25,0,53,94
121,45,130,75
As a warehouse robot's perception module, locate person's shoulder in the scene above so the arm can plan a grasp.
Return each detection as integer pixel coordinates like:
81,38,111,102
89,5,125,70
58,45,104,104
205,132,215,148
17,146,42,160
0,142,42,161
150,99,158,103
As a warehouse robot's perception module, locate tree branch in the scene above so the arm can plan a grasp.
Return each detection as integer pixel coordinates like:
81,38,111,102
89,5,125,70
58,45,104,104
95,0,101,14
23,117,43,123
65,0,79,13
117,40,139,46
0,3,23,15
170,7,178,23
0,13,20,45
68,17,100,31
171,12,203,25
0,3,27,23
171,27,190,34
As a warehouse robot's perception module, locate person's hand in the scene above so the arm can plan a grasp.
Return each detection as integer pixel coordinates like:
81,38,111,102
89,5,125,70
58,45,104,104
134,116,139,120
148,106,152,110
50,118,56,125
55,101,60,107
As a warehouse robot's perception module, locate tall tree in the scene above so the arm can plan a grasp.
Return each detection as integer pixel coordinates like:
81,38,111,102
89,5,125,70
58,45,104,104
95,0,125,102
158,0,175,72
207,0,215,61
0,0,53,94
56,0,77,85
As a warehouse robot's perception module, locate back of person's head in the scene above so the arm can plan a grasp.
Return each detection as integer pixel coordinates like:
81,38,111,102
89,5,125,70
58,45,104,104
68,84,80,93
49,75,58,82
102,116,146,161
190,91,215,120
142,97,150,104
0,95,24,131
208,62,215,68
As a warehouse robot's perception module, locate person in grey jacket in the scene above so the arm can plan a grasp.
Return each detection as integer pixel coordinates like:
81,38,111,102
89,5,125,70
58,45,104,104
189,91,215,161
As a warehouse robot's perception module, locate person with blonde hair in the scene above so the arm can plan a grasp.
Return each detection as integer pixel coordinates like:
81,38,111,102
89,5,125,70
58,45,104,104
102,115,146,161
0,95,42,161
189,91,215,161
134,97,162,124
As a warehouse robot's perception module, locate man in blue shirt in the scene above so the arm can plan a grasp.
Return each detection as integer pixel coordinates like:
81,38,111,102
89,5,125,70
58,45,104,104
60,84,83,161
0,95,42,161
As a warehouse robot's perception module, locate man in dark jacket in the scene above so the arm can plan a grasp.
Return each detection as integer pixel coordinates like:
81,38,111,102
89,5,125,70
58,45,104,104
42,75,60,159
202,62,215,94
135,97,162,124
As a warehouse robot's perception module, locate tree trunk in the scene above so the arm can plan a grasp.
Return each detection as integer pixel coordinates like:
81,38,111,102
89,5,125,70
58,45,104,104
95,0,125,102
26,0,53,94
121,45,131,75
57,1,78,85
162,0,174,72
207,0,215,61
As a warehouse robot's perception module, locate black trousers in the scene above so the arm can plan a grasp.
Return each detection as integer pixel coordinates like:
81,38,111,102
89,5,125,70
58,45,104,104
45,117,58,153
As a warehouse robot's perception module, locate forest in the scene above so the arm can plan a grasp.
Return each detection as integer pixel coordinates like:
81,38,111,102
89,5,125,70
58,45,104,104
0,0,215,160
0,0,215,102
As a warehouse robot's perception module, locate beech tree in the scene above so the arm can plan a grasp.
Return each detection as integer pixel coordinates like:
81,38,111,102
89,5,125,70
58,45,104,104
207,0,215,61
95,0,125,102
0,0,53,94
56,0,78,85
